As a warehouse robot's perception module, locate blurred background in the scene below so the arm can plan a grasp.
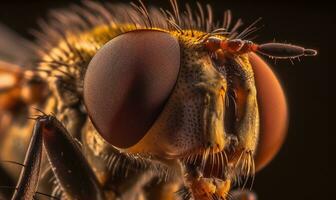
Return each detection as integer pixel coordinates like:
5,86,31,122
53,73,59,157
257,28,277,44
0,0,330,199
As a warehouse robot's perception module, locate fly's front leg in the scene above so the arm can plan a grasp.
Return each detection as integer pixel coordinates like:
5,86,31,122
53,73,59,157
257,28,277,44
8,114,105,200
11,117,43,200
39,115,105,200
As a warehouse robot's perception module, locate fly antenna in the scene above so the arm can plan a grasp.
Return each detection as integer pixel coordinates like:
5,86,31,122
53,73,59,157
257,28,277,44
205,37,317,59
255,42,317,59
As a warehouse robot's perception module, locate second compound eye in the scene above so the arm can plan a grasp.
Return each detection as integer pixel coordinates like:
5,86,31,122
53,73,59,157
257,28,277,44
83,30,180,149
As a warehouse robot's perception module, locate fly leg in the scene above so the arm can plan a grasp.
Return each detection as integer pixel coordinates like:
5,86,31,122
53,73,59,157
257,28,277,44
10,118,43,200
6,114,105,200
0,114,44,200
38,115,105,200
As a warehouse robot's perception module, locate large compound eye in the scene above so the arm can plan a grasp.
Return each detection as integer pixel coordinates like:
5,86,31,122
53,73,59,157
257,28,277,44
84,30,180,149
249,53,288,171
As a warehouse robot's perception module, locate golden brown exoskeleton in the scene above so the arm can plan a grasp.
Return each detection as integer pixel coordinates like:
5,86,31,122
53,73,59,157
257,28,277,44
0,1,316,200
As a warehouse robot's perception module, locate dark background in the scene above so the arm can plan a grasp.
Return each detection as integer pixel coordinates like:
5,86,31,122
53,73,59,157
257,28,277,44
0,1,331,199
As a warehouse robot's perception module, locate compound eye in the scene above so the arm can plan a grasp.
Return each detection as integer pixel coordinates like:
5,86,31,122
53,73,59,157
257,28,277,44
249,53,288,171
84,30,180,148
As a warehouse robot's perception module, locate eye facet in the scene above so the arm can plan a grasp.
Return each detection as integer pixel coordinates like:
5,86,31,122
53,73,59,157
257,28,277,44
84,30,180,149
249,53,288,171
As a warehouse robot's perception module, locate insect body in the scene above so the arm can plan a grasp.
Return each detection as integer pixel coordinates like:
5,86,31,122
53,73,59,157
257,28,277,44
0,1,316,200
